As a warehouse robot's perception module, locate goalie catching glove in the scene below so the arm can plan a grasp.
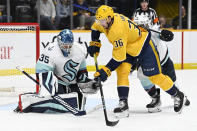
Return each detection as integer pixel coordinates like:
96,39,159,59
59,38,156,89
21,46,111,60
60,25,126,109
159,29,174,42
77,72,100,94
87,41,101,57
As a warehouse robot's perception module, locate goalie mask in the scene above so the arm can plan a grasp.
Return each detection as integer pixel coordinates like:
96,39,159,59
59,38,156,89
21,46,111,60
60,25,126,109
57,29,74,55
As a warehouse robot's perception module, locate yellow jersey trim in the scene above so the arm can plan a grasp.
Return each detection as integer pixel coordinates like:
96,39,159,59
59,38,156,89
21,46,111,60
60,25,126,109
149,41,162,73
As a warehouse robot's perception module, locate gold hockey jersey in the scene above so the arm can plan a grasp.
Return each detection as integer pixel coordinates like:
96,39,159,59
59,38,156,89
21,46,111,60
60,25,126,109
91,13,149,61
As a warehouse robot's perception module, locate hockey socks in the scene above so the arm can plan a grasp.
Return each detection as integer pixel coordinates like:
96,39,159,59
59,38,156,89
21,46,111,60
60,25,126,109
145,85,157,97
117,86,129,100
166,84,178,96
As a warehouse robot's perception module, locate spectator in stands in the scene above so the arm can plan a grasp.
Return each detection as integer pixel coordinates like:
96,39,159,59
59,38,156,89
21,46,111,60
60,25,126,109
159,15,172,28
36,0,56,30
56,0,71,29
9,0,36,22
171,5,187,29
0,0,12,22
73,0,95,30
0,5,6,22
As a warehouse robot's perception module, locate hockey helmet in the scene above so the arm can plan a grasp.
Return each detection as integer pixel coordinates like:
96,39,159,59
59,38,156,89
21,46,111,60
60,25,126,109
57,29,74,54
95,5,114,20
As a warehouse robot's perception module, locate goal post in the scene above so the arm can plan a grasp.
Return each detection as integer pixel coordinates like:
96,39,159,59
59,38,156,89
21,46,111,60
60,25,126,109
0,23,40,95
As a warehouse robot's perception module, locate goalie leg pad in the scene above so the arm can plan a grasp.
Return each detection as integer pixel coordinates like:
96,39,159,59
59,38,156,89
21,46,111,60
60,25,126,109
38,71,58,97
14,92,80,113
69,84,87,111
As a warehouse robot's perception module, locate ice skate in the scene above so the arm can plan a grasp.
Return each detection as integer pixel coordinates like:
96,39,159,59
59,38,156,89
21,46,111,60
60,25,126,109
146,88,161,113
114,99,129,118
173,91,190,114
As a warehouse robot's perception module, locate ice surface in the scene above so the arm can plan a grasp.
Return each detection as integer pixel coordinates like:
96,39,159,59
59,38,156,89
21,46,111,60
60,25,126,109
0,70,196,131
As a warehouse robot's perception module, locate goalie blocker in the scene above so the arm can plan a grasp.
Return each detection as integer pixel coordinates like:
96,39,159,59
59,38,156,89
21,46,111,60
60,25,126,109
14,71,99,114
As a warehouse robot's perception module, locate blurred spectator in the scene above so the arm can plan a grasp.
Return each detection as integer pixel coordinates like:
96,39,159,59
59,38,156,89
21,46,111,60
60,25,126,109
56,0,70,29
0,0,12,22
171,5,187,29
73,0,95,30
86,0,104,7
0,5,7,22
159,15,172,28
10,0,36,22
36,0,56,30
108,0,131,17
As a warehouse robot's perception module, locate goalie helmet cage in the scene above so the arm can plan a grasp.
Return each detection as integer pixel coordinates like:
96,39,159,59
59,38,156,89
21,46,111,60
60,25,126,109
0,23,40,96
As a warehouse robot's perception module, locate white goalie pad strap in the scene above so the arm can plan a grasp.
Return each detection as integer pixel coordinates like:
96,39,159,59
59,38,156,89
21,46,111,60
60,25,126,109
78,80,99,94
38,71,58,97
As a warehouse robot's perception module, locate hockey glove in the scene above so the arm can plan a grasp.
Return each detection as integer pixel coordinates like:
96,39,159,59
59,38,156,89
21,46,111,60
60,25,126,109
87,41,101,57
94,67,111,82
160,29,174,42
78,79,100,94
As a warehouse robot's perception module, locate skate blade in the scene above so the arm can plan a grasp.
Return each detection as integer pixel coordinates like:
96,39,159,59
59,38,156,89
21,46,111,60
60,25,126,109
148,107,162,113
114,109,129,118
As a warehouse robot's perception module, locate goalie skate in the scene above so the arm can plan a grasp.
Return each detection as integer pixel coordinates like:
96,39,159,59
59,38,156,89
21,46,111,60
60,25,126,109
114,99,129,118
146,88,162,113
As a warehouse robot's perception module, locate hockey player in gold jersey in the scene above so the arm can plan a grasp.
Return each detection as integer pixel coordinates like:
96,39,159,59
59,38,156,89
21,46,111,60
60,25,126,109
87,5,189,117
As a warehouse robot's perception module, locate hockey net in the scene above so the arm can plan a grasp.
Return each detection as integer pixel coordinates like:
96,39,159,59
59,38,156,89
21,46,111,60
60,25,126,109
0,23,40,96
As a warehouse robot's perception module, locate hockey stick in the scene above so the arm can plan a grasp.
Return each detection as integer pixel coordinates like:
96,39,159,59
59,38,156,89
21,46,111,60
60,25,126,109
16,66,86,116
16,66,39,85
137,24,161,34
73,4,96,14
94,55,119,126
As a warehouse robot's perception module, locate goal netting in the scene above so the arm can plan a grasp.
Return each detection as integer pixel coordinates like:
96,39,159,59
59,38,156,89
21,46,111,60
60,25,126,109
0,23,40,96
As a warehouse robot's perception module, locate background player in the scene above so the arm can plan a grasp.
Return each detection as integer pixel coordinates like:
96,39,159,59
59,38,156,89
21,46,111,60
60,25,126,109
14,29,99,114
88,5,189,118
132,0,190,113
132,0,159,26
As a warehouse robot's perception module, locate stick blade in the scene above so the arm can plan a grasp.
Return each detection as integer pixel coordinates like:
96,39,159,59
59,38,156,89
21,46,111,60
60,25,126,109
106,120,119,127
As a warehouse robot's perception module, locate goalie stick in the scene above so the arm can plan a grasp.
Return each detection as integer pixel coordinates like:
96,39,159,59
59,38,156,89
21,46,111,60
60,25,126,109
16,66,86,116
94,55,119,127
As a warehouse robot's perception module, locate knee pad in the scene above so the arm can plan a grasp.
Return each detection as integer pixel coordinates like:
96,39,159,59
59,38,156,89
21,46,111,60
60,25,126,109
116,63,131,86
149,73,173,91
